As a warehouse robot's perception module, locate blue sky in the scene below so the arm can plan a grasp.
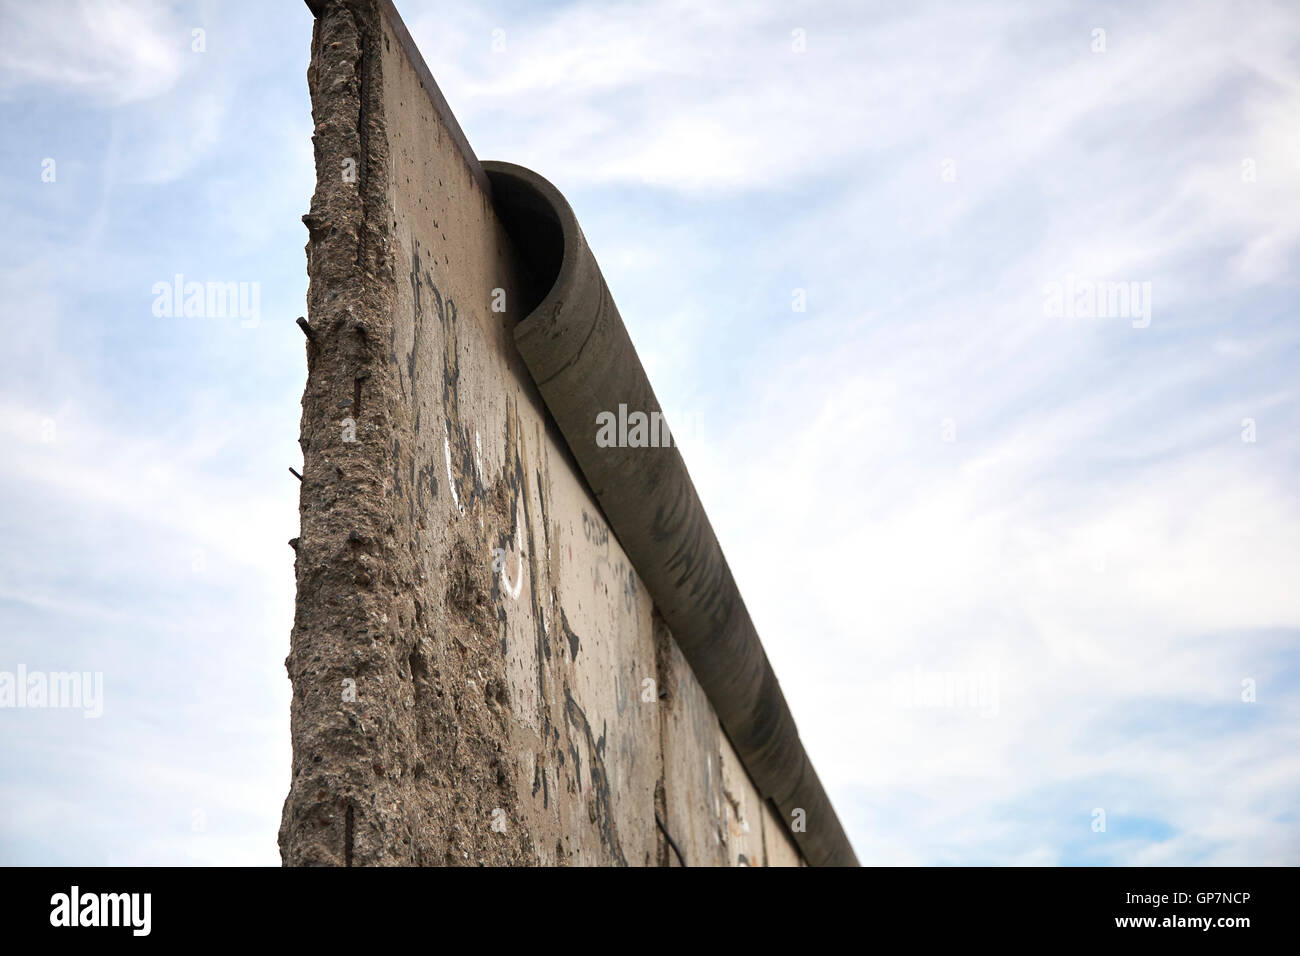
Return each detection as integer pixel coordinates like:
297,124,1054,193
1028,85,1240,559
1,0,1297,865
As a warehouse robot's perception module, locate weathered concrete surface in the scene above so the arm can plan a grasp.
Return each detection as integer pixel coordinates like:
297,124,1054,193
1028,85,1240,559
280,0,817,866
487,160,856,866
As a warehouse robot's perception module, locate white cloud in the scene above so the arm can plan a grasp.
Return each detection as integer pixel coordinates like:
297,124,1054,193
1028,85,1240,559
2,0,1297,866
0,0,189,106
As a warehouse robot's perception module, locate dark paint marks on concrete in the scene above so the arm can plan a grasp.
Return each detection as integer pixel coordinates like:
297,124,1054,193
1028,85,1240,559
564,687,626,866
558,606,580,662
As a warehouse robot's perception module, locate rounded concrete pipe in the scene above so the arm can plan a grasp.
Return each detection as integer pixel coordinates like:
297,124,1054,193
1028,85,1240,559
484,161,859,868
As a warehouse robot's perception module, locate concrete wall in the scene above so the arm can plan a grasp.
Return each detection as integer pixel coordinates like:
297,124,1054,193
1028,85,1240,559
280,0,804,866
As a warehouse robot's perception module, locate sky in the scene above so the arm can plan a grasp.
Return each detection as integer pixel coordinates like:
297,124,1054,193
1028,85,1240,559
0,0,1297,866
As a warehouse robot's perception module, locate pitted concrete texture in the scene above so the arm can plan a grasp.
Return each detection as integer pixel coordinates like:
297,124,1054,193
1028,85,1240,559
280,0,809,866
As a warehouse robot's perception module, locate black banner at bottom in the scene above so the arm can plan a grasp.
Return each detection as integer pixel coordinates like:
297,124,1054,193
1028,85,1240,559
1,865,1286,943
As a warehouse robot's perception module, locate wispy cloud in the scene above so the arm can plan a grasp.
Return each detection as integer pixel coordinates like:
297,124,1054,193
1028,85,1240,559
403,0,1300,864
0,0,189,106
1,0,1296,866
